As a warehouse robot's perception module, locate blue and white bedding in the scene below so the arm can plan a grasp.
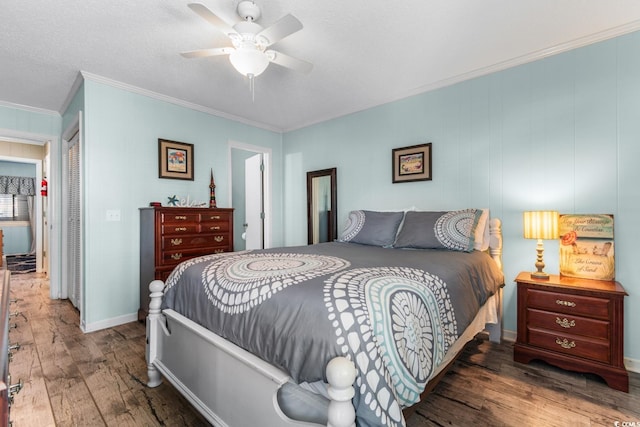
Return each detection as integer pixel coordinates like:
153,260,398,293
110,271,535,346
162,241,504,427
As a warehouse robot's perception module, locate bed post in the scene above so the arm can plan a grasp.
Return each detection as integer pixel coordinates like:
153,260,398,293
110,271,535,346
486,218,503,343
326,357,357,427
146,280,165,388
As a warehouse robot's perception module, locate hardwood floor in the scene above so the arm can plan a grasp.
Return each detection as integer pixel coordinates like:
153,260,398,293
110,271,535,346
6,272,640,426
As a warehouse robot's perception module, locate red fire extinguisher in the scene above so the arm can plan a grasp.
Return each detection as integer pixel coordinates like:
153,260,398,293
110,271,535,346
41,178,48,197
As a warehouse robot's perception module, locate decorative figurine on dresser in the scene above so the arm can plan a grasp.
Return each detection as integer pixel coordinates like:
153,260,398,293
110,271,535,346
139,206,234,320
513,273,628,392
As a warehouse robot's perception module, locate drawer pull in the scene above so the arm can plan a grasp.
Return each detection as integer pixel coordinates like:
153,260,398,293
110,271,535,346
174,215,187,220
174,227,187,232
170,238,183,246
214,236,224,242
555,338,576,349
555,299,576,307
214,249,225,254
209,215,221,220
210,226,221,231
171,253,183,260
556,317,575,328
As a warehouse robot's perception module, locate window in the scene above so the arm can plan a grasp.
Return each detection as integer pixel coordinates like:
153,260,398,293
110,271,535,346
0,194,29,221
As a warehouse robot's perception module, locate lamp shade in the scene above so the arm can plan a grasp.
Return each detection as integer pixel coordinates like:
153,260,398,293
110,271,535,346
523,211,559,240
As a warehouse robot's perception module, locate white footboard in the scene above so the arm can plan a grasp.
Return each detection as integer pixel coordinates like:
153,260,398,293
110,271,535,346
146,280,357,427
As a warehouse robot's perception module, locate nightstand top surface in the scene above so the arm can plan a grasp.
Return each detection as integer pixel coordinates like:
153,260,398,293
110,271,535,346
515,271,626,295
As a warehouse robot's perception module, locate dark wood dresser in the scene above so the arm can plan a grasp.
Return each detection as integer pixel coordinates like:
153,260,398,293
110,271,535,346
139,207,234,320
514,272,628,392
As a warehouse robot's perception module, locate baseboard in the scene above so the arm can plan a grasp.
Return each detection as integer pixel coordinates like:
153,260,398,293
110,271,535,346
502,328,516,343
81,312,138,333
502,328,639,373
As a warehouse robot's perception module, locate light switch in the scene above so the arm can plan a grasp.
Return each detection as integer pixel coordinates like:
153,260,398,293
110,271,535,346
106,210,121,222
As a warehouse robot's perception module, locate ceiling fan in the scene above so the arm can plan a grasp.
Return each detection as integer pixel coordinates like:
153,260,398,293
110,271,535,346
181,1,313,80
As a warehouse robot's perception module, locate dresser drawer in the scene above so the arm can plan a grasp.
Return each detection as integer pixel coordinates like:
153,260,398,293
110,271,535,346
161,212,200,223
160,247,230,266
200,212,232,223
527,327,610,364
526,288,610,320
162,224,199,235
162,234,231,250
199,222,231,233
527,308,609,340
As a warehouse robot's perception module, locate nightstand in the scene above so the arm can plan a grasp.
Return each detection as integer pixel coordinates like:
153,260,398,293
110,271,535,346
513,272,629,392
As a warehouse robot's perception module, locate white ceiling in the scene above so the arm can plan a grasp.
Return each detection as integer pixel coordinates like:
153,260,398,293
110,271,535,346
2,1,640,132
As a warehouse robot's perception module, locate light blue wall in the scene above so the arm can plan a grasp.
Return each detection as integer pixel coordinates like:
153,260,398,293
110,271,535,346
81,80,283,326
283,31,640,362
0,105,61,137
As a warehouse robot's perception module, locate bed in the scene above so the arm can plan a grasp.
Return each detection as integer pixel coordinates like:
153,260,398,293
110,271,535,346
146,209,504,427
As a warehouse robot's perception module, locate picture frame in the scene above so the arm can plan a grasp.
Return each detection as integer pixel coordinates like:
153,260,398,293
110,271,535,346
559,214,615,280
392,143,432,183
158,139,194,180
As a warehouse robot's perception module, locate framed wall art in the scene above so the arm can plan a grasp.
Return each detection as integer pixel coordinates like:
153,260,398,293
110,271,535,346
158,139,194,180
559,214,615,280
392,143,432,183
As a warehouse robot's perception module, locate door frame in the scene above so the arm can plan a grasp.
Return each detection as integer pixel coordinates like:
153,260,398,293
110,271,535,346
228,140,272,249
0,128,60,298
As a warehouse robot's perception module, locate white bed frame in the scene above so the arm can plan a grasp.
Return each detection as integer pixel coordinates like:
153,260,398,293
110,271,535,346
146,219,503,427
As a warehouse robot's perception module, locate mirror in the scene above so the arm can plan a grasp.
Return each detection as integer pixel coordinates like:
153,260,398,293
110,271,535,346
307,168,337,244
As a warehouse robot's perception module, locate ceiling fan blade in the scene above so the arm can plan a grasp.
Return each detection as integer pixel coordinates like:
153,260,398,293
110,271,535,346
266,50,313,74
181,47,234,58
256,14,303,46
188,3,238,37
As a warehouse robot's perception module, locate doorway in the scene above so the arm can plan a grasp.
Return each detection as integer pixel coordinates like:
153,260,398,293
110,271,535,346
229,141,272,250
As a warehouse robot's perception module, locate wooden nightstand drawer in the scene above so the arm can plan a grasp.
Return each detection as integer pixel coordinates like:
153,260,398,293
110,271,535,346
526,288,610,320
514,272,628,392
527,308,609,339
527,328,610,364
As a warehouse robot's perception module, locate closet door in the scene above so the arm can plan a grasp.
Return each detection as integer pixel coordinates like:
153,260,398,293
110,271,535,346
66,133,82,310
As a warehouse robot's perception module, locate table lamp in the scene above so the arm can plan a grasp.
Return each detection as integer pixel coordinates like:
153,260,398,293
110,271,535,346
523,211,559,280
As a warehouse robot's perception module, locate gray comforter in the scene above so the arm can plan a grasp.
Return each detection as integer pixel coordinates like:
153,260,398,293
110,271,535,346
162,242,504,427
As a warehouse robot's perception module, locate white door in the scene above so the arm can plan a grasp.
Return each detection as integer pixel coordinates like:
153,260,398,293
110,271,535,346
244,153,263,250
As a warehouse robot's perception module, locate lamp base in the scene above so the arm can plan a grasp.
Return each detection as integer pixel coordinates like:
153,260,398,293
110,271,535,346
531,271,550,280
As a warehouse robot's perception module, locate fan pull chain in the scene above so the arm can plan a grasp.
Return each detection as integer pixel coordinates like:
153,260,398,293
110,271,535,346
248,73,256,102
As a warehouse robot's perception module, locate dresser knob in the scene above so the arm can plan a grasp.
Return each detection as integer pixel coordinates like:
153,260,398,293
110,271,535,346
210,226,221,231
214,236,224,242
555,338,576,349
170,238,183,246
171,253,183,260
174,227,187,232
555,317,576,328
555,299,576,307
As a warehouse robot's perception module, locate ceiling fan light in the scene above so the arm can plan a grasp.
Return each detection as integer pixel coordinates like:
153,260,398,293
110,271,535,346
229,47,269,77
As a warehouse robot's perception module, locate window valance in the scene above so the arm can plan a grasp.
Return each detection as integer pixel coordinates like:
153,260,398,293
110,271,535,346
0,176,36,196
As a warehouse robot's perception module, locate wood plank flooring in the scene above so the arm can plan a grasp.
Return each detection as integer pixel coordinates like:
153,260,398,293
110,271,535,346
6,272,640,426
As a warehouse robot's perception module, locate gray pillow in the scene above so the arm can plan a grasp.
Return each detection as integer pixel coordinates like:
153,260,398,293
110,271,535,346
338,210,405,247
394,209,481,252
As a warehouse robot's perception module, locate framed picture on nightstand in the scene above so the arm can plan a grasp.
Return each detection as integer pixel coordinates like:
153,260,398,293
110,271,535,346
558,214,615,280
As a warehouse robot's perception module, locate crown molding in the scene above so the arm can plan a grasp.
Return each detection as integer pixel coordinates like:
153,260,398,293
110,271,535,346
284,20,640,132
0,100,60,117
79,71,282,133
